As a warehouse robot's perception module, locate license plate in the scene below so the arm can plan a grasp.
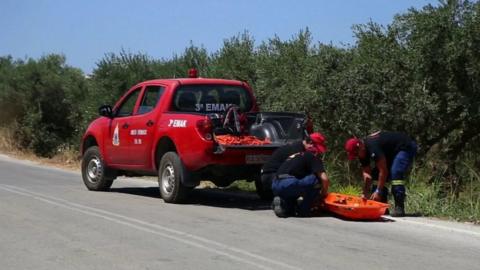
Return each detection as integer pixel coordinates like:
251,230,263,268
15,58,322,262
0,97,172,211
245,155,269,164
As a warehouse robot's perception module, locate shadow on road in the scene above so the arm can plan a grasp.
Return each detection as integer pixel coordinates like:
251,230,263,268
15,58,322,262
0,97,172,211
332,215,396,223
110,187,272,211
108,187,400,220
189,188,272,210
110,187,161,198
108,187,405,221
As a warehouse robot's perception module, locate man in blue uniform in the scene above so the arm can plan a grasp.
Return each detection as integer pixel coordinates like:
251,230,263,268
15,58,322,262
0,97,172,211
344,131,417,217
270,133,330,217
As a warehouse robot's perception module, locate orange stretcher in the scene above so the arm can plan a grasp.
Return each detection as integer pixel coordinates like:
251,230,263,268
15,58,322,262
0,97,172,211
321,193,389,220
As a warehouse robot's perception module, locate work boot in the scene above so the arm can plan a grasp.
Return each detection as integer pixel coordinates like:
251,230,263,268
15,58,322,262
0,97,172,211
391,196,405,217
272,196,289,218
391,184,406,217
391,205,405,217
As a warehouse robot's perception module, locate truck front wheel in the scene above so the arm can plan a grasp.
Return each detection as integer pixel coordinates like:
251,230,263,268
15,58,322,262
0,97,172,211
158,152,189,203
81,146,115,191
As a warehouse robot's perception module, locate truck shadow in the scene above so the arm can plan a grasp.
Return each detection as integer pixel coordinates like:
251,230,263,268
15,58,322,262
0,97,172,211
109,187,400,220
189,188,272,210
109,187,405,220
110,187,272,211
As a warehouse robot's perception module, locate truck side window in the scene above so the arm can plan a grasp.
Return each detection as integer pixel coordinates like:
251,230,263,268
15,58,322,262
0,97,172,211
175,91,198,111
116,88,141,117
137,86,165,115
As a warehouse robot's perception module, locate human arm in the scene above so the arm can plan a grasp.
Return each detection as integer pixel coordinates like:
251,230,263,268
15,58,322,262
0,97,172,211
362,166,372,198
370,156,388,201
315,172,329,199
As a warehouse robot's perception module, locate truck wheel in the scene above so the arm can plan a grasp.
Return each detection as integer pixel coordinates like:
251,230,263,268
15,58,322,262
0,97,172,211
158,152,189,203
255,178,274,201
81,146,115,191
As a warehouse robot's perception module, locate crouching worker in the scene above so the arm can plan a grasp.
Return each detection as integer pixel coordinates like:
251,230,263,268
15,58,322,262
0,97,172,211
344,131,417,217
260,132,328,200
271,133,330,218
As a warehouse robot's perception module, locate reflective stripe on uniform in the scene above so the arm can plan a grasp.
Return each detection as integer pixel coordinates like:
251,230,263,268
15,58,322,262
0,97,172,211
392,180,405,185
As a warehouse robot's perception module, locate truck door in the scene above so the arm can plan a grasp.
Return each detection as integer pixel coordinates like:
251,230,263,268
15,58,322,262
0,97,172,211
128,85,165,166
105,87,142,165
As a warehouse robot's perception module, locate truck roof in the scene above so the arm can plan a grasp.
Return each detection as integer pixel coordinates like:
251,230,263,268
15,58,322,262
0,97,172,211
138,78,247,88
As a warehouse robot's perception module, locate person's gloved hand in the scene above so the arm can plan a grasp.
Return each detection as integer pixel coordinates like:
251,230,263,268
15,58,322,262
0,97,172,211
370,190,382,201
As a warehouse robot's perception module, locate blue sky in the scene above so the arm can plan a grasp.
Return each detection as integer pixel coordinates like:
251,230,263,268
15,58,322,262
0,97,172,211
1,0,437,74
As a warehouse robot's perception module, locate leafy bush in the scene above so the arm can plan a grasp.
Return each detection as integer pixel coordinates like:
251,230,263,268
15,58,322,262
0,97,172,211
0,55,87,156
0,0,479,221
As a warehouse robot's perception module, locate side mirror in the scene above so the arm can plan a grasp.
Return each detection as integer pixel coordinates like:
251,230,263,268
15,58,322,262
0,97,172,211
99,105,113,118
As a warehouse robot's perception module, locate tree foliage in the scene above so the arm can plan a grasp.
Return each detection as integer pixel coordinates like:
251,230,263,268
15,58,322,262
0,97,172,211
0,55,86,156
0,1,479,184
210,31,257,84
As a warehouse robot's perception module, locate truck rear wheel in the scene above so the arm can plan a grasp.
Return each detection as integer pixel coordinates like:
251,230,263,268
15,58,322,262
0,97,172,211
158,152,189,203
81,146,115,191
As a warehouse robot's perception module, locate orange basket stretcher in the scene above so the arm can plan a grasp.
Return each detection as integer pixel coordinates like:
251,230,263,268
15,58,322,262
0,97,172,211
321,193,389,220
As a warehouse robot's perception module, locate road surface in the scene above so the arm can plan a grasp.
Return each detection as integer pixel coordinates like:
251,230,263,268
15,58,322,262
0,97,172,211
0,154,479,270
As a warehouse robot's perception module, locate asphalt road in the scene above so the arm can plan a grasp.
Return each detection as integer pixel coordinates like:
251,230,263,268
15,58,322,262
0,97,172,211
1,154,479,270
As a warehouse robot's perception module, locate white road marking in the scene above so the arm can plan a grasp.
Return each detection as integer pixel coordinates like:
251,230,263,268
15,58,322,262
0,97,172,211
385,216,480,237
0,184,302,270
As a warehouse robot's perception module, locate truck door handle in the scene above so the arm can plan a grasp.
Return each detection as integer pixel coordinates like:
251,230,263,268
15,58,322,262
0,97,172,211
146,120,154,127
122,123,130,129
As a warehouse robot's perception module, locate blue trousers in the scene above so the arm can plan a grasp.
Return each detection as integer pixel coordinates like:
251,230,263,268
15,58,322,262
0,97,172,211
372,141,417,201
271,174,319,215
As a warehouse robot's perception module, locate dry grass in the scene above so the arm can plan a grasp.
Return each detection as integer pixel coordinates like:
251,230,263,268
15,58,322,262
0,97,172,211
0,127,80,171
0,127,17,153
45,148,81,171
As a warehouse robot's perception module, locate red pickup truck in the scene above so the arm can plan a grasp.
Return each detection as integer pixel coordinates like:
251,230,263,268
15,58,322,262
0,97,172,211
80,70,309,203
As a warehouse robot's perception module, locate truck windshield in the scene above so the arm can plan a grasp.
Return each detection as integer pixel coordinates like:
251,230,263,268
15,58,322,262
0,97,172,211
173,84,253,113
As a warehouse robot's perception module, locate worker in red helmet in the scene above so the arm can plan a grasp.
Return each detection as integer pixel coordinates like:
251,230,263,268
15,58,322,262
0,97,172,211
270,132,330,218
344,131,417,217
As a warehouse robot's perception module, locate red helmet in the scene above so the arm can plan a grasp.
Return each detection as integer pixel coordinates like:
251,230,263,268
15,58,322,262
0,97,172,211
345,138,361,160
307,132,327,154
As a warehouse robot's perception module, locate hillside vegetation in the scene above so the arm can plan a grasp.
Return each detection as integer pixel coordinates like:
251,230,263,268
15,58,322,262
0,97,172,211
0,1,479,222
